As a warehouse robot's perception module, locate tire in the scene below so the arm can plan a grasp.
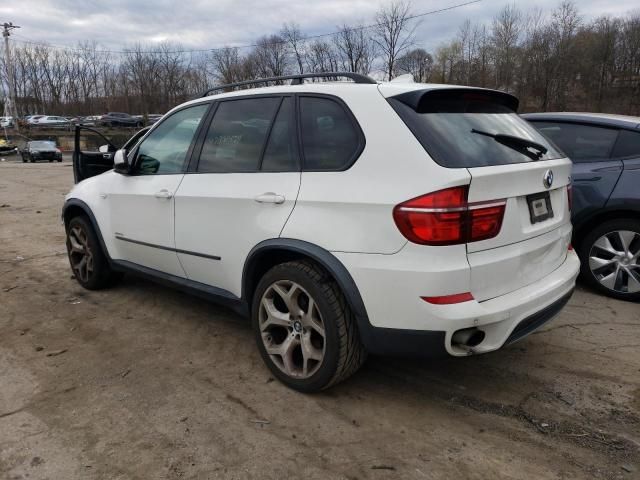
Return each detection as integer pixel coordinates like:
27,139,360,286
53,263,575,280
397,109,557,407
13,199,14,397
30,159,35,163
57,159,62,162
252,260,366,392
578,218,640,301
49,159,53,162
66,216,123,290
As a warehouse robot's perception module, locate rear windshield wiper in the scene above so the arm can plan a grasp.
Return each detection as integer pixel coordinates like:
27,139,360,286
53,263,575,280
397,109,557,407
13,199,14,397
471,128,548,160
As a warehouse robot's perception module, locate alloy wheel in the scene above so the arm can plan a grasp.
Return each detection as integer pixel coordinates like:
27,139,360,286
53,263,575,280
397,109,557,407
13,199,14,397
589,230,640,294
67,225,94,283
258,280,326,379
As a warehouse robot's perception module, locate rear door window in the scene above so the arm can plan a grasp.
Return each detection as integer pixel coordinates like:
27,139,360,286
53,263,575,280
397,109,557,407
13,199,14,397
388,90,564,168
611,129,640,159
197,97,280,173
532,122,619,162
299,96,362,171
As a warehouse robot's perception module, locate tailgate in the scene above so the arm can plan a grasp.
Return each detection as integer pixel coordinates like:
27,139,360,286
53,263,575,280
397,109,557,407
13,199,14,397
467,159,573,300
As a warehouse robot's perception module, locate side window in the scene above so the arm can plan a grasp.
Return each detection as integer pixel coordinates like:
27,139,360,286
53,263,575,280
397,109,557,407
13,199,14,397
261,97,297,172
299,96,361,170
534,122,619,162
197,97,280,173
611,129,640,158
133,104,208,175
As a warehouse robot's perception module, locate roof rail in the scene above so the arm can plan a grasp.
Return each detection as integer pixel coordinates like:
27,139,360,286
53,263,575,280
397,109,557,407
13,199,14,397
200,72,377,97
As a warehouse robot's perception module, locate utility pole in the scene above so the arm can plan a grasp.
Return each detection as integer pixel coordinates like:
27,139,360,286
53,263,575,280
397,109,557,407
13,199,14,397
2,22,20,133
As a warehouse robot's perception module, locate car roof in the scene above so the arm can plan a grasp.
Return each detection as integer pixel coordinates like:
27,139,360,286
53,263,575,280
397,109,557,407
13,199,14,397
174,81,514,113
522,112,640,130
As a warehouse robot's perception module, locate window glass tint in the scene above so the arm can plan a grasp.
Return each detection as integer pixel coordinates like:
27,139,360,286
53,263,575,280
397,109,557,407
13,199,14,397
611,129,640,158
261,98,297,172
198,97,280,173
533,122,618,162
134,104,208,175
299,97,360,170
388,92,563,168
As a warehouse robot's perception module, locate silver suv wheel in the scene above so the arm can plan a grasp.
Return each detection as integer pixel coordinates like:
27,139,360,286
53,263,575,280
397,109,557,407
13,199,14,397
589,230,640,293
258,280,326,379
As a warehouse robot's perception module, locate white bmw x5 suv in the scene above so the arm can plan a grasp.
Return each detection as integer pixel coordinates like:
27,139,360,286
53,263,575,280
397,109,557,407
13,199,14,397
63,72,579,391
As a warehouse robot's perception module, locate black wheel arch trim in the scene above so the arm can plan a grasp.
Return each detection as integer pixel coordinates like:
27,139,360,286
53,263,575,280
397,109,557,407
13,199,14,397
62,198,111,260
242,238,388,351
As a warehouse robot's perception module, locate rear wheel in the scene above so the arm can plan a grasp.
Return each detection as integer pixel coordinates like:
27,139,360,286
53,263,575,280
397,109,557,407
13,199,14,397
66,216,123,290
579,219,640,301
252,261,366,392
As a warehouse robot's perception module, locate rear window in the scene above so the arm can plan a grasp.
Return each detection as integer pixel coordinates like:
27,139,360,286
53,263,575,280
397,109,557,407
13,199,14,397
388,90,563,168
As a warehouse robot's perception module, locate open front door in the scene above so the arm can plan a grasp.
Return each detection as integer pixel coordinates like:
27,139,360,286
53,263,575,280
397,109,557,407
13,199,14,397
73,126,117,183
73,126,150,183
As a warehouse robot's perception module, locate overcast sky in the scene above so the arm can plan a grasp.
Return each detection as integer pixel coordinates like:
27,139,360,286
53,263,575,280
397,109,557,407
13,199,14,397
4,0,639,54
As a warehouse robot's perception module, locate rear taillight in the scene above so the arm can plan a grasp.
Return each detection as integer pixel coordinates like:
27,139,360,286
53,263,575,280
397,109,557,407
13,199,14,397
567,184,572,213
393,186,506,245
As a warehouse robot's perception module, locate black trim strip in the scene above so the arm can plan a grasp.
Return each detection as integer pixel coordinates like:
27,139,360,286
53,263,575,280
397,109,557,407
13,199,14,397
115,235,221,261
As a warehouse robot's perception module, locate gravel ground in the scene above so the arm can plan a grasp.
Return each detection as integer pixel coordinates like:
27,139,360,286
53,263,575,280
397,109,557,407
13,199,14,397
1,159,639,480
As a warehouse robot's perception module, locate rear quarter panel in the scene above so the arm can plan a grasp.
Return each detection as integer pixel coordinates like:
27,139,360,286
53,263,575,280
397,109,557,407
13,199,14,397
281,86,471,254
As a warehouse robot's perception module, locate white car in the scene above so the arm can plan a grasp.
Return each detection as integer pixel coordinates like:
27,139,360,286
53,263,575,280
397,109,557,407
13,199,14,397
0,116,14,128
32,115,72,128
63,72,579,391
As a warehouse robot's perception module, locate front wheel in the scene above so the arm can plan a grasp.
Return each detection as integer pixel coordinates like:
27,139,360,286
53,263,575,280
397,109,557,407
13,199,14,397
66,216,123,290
579,219,640,301
252,261,366,392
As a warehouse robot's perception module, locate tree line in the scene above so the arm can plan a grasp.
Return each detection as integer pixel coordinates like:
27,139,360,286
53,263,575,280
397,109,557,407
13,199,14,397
2,0,639,117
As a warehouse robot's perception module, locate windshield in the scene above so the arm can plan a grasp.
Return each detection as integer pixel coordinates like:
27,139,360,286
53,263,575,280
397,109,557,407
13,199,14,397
388,90,564,168
29,141,57,149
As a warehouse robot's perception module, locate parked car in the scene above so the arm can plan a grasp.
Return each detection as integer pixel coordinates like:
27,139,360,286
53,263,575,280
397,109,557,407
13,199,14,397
25,115,45,125
31,115,72,129
98,112,143,128
146,114,163,125
0,116,15,128
21,140,63,162
64,73,579,391
523,113,640,301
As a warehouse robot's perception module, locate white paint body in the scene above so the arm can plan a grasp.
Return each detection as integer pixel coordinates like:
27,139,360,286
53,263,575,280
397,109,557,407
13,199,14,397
66,81,580,356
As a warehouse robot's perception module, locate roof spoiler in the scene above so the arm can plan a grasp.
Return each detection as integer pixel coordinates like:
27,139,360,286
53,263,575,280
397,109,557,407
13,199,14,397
390,88,519,113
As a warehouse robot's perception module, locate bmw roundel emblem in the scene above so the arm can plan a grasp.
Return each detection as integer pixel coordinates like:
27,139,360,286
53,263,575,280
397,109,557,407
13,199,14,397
543,170,554,189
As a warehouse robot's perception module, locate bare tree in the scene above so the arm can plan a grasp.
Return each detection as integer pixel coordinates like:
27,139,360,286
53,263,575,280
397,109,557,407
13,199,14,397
306,40,339,73
281,22,306,74
373,1,416,80
334,24,376,74
491,3,522,91
395,48,433,81
254,35,290,80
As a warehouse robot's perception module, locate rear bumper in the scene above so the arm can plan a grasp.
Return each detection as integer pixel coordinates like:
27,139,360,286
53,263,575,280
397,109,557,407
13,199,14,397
362,288,574,357
337,249,580,357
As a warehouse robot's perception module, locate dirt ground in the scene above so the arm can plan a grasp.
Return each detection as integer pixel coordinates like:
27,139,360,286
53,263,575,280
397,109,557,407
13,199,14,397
1,158,639,480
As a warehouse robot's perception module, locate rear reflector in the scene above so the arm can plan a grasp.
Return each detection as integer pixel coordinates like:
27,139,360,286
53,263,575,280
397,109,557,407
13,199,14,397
393,186,506,245
421,292,474,305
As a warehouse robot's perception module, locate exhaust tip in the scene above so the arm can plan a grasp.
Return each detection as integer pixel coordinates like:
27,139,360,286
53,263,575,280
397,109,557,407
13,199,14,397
452,327,485,348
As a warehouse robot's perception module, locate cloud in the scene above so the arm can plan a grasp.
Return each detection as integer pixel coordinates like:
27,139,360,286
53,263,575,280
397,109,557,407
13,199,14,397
4,0,639,53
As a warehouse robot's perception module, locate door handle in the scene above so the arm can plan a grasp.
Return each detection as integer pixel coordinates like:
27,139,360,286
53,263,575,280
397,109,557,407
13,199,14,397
154,189,173,199
103,153,111,159
254,192,285,204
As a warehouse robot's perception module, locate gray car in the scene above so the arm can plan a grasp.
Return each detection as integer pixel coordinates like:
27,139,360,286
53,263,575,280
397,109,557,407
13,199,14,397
524,112,640,301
